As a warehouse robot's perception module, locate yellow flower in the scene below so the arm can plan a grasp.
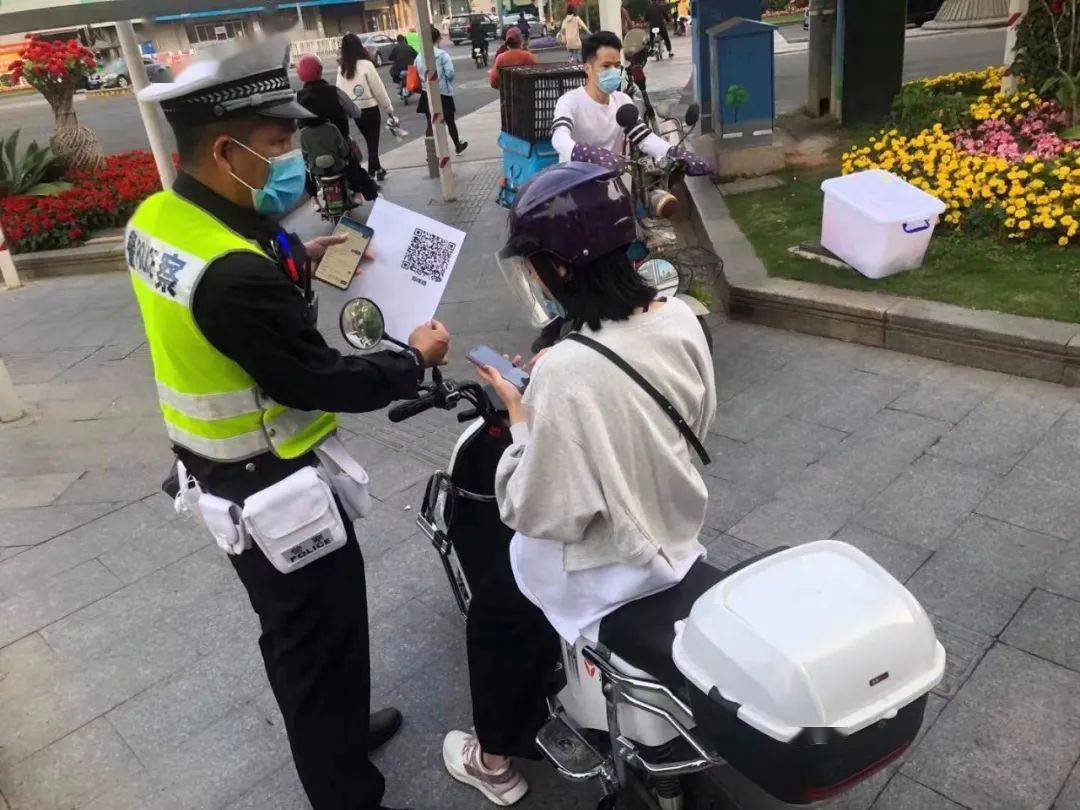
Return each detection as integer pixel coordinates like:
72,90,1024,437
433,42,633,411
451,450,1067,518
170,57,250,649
1019,220,1031,230
1060,236,1070,246
1005,218,1016,227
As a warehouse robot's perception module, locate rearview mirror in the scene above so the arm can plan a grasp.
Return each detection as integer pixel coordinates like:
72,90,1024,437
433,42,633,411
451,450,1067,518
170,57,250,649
340,297,386,351
685,103,700,130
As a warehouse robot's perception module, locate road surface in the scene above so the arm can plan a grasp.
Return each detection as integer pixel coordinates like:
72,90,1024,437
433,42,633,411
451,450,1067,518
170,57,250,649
0,28,1007,155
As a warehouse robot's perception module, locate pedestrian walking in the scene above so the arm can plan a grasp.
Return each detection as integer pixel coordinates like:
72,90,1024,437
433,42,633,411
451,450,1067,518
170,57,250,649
557,7,588,62
517,9,531,47
489,27,537,90
415,25,468,155
130,34,452,810
337,33,395,181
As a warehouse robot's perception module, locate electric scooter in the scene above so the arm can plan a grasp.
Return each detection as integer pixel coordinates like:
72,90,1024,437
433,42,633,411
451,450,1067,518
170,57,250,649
337,293,947,810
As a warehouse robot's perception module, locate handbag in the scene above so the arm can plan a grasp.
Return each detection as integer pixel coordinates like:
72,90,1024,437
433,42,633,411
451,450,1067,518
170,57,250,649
405,64,422,94
565,333,711,465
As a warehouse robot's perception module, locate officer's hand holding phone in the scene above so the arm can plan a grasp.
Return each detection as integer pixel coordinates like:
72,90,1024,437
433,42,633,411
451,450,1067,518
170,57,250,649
409,320,451,367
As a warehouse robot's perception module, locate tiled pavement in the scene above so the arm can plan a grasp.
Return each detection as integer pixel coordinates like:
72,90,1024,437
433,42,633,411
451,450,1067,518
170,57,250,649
6,132,1080,810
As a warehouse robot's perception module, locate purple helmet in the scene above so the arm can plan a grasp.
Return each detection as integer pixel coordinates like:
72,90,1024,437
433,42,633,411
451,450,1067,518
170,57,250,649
506,161,636,266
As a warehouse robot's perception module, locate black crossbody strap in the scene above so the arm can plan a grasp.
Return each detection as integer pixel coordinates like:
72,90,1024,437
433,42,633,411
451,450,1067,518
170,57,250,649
566,333,711,466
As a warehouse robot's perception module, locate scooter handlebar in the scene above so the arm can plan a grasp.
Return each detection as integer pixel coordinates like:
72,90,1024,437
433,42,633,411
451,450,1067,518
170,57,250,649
388,393,439,423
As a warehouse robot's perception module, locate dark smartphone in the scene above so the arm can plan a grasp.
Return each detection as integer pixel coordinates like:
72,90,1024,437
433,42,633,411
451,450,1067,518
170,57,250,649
466,345,530,391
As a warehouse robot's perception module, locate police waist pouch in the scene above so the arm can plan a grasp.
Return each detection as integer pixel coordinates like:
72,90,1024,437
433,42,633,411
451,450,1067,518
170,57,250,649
241,465,348,573
313,435,373,521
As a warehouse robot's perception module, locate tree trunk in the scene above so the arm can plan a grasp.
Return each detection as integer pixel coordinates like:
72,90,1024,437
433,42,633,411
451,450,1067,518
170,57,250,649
49,88,104,173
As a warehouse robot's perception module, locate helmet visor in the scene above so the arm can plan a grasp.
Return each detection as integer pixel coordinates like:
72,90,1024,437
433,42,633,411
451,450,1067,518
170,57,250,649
496,246,566,328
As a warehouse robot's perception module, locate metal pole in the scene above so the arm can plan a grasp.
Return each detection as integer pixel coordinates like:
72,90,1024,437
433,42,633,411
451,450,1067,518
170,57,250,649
0,359,24,423
0,221,21,291
1001,0,1028,94
599,0,621,33
116,20,177,189
806,0,837,117
414,0,457,199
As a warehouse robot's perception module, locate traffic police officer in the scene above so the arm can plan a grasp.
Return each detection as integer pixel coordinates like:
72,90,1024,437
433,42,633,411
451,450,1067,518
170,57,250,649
127,36,447,810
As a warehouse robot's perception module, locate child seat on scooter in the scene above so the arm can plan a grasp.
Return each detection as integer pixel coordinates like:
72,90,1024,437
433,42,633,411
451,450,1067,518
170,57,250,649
597,541,946,805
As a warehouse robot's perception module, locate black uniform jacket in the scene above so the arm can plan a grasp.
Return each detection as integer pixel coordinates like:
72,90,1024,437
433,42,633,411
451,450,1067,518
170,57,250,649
170,172,422,499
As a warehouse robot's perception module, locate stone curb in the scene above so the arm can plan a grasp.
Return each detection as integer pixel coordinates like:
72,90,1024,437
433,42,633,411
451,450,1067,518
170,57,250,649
685,174,1080,387
13,235,125,281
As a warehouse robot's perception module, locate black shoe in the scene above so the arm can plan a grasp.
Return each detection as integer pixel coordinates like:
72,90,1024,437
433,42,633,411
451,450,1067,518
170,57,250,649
455,141,469,155
369,707,403,751
375,168,387,181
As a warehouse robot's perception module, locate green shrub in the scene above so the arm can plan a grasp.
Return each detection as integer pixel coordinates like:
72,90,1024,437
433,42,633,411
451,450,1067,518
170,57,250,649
890,83,973,135
1013,2,1079,94
0,130,71,197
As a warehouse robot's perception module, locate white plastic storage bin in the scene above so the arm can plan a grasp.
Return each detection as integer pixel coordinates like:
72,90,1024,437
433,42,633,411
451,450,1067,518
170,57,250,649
820,169,947,279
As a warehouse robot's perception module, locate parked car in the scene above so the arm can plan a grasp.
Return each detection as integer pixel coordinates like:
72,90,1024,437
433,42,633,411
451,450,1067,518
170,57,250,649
450,13,498,44
907,0,945,25
500,13,545,40
100,55,171,88
360,32,396,66
77,72,103,91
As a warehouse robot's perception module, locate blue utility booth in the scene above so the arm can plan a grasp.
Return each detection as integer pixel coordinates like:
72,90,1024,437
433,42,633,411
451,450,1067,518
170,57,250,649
690,0,760,133
707,18,775,146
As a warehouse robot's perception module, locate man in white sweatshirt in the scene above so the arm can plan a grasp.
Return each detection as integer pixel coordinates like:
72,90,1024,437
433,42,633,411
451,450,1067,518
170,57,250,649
550,30,673,168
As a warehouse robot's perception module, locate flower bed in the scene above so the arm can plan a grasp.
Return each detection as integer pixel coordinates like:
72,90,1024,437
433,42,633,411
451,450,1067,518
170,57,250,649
843,68,1080,247
0,150,160,254
762,2,808,19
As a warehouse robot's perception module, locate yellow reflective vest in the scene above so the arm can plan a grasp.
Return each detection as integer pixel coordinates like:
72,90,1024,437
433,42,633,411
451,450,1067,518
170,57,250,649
126,190,338,462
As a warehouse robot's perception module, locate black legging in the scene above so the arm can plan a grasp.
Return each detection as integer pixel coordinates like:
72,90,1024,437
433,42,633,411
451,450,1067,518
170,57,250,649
421,95,463,150
355,107,383,174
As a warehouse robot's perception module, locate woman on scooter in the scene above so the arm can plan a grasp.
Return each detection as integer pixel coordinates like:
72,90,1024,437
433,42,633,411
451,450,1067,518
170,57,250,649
441,161,716,806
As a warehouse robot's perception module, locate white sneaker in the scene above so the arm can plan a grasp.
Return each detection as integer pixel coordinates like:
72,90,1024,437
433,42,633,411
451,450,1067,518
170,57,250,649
442,730,529,806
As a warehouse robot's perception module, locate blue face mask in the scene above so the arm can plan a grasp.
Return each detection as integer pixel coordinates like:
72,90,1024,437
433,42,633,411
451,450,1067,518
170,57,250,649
597,67,622,95
229,139,307,216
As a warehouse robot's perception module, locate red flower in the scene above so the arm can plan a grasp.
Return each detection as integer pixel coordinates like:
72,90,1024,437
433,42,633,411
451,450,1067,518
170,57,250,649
1050,0,1064,12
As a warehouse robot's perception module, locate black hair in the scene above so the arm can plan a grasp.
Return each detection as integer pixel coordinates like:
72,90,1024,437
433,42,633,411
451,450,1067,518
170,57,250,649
430,24,442,43
172,116,261,169
582,30,622,63
339,33,372,80
396,34,406,42
531,247,655,331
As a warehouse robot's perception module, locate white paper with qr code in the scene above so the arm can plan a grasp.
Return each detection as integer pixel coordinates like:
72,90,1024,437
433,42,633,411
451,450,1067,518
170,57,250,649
346,199,465,342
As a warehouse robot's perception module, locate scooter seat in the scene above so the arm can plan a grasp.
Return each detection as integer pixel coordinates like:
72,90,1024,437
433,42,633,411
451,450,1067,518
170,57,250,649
597,549,785,696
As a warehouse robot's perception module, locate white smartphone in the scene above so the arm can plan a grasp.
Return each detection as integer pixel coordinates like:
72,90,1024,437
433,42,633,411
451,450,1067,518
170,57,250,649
466,345,530,391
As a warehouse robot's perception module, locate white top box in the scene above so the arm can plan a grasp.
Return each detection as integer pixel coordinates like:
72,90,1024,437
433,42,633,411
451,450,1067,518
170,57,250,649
672,541,946,743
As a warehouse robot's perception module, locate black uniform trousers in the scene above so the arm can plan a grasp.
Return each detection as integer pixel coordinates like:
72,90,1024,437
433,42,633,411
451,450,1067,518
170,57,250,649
464,530,561,759
194,454,384,810
230,517,381,809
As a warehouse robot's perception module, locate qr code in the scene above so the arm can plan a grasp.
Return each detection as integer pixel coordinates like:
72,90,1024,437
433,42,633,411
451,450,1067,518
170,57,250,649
402,228,454,283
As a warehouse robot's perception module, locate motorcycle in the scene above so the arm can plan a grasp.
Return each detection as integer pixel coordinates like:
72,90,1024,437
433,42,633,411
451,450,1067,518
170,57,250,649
649,26,665,61
338,292,947,810
310,154,355,223
618,101,699,221
473,42,489,68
